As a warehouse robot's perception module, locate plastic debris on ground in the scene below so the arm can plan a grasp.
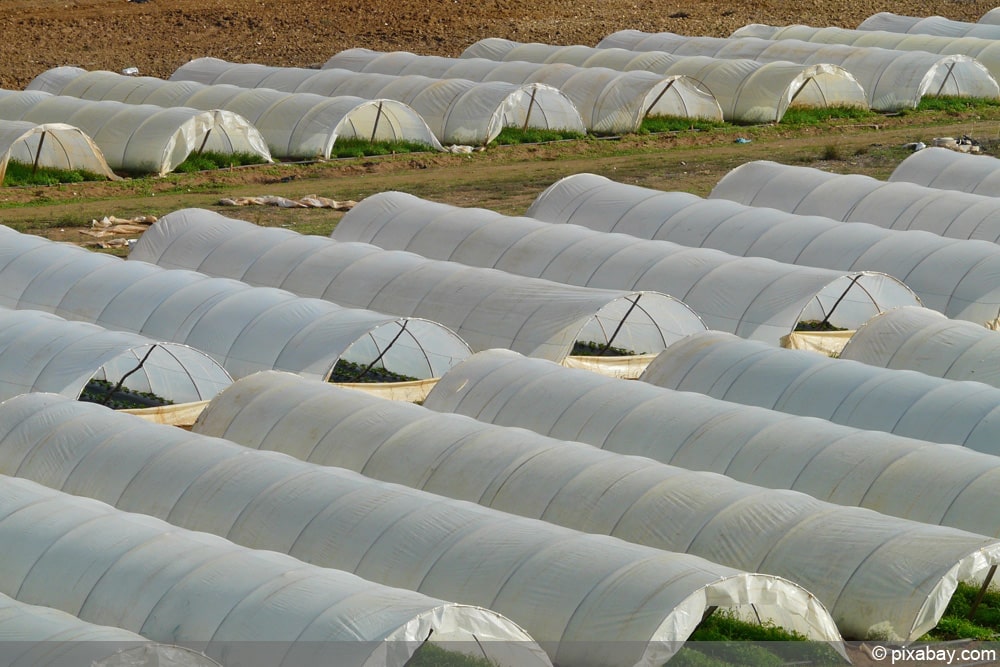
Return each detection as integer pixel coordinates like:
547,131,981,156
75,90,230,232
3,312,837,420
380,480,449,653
218,194,356,210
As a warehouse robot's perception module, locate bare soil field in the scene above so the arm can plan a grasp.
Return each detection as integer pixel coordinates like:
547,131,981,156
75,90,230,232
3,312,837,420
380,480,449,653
3,0,999,90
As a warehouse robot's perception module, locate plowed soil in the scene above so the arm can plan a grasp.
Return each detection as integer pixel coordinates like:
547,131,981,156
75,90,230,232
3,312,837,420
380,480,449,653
2,0,998,90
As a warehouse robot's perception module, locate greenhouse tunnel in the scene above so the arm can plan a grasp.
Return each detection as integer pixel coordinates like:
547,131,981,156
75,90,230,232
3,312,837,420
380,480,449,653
889,146,1000,197
422,348,1000,541
732,23,1000,85
707,159,1000,244
595,30,1000,111
0,306,232,408
0,89,272,176
0,225,472,386
333,190,920,349
858,11,1000,39
190,368,1000,643
25,67,446,159
0,592,224,667
526,172,1000,328
128,209,709,373
0,120,117,183
0,470,549,667
321,48,724,134
461,37,869,123
169,57,586,146
0,393,845,667
838,305,1000,389
641,328,1000,457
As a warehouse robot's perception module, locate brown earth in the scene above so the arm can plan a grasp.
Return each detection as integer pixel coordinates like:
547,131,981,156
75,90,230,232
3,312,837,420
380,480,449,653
2,0,1000,90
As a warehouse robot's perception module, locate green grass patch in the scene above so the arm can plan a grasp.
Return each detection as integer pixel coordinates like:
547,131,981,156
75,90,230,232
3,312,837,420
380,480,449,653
688,612,810,642
780,105,877,126
3,161,107,186
921,582,1000,641
173,150,269,173
493,126,587,145
671,611,845,667
403,642,498,667
914,95,1000,115
637,115,726,135
330,138,436,159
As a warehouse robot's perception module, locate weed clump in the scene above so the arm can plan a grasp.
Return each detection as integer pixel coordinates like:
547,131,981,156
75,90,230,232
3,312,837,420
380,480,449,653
3,161,106,186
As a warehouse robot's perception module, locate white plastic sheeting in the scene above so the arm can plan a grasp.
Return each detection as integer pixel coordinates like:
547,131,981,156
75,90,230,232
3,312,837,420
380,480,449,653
859,12,1000,38
424,348,1000,539
0,473,545,667
734,24,1000,83
0,306,231,403
0,594,224,667
0,393,843,666
169,57,585,146
26,67,445,158
839,306,1000,389
194,369,1000,642
642,329,1000,456
527,171,1000,327
0,120,116,183
129,209,705,364
981,8,1000,24
334,190,920,343
0,90,270,175
0,225,471,382
322,48,723,134
462,38,868,123
596,30,999,111
889,146,1000,196
702,159,1000,243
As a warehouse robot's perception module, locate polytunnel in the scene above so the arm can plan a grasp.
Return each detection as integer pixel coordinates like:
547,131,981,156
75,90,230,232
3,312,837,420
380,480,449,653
526,172,1000,327
981,8,1000,24
733,24,1000,83
889,146,1000,196
128,209,706,369
0,473,548,667
333,190,919,345
322,48,724,134
169,57,585,146
838,305,1000,388
641,328,1000,457
424,348,1000,539
0,226,472,384
0,306,231,406
858,12,1000,39
0,593,224,667
0,90,270,176
703,159,1000,243
0,120,116,183
595,30,999,111
25,67,444,158
462,38,868,123
192,369,1000,642
0,393,845,666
